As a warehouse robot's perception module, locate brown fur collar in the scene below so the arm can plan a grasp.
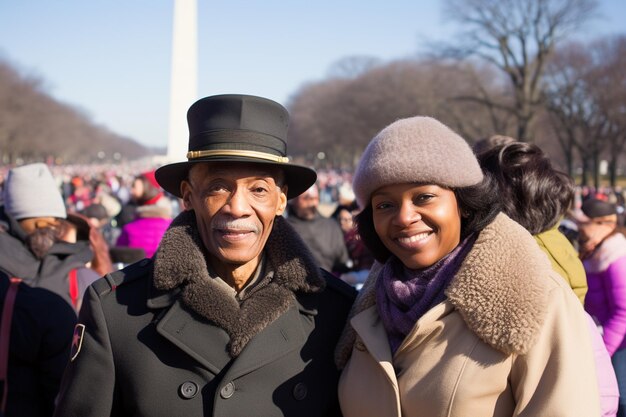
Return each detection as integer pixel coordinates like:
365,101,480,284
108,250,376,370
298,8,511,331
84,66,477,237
153,210,325,357
335,213,552,368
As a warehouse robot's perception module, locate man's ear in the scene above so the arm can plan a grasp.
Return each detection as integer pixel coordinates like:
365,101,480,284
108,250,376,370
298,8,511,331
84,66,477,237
180,180,194,211
276,185,288,216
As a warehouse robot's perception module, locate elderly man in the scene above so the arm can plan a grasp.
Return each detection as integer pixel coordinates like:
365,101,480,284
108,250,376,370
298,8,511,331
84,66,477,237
53,95,356,417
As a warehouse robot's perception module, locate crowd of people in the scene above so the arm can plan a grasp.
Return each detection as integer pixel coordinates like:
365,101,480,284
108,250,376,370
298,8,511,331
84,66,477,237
0,93,624,416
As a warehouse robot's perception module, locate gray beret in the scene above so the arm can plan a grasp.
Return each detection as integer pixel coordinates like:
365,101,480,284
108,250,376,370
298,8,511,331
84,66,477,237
3,163,67,220
353,116,484,208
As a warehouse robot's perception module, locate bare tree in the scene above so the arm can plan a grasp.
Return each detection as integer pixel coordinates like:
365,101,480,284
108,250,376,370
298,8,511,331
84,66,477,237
0,58,149,164
326,56,383,79
440,0,598,141
543,35,626,186
288,58,508,167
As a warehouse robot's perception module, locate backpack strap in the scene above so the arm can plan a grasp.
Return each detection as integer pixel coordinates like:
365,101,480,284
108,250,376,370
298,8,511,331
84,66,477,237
68,269,79,310
0,277,21,414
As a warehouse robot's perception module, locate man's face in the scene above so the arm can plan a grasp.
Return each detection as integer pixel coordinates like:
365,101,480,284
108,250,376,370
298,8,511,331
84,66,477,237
290,186,319,220
181,162,287,271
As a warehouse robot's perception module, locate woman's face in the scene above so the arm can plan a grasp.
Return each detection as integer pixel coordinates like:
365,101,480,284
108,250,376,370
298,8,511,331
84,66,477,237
371,183,462,269
578,215,617,253
130,178,145,201
337,209,354,233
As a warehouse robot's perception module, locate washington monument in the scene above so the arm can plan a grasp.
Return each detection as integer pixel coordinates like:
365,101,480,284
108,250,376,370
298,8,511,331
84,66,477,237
167,0,198,161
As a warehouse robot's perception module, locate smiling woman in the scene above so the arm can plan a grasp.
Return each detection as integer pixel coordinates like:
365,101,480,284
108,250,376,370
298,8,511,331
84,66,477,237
335,116,603,417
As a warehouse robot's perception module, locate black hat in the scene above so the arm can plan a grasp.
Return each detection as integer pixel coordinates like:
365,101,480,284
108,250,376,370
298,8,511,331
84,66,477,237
581,198,617,219
155,94,317,200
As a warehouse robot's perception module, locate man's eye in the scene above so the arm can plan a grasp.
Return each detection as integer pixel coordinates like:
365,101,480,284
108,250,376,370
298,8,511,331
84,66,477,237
207,184,228,193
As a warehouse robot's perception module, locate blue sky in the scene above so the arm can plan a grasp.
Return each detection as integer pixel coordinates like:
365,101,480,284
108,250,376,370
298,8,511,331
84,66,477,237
0,1,624,149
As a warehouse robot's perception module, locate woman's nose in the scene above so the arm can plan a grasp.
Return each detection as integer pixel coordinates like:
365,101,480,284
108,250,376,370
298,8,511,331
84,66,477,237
394,201,421,226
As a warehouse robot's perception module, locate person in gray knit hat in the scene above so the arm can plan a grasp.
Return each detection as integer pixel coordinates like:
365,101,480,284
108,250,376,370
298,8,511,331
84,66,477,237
335,116,601,416
0,163,100,311
0,163,97,416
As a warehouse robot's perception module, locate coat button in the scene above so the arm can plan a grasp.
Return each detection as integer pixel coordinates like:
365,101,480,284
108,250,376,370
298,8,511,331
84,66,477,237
179,381,198,399
293,382,307,400
220,381,235,399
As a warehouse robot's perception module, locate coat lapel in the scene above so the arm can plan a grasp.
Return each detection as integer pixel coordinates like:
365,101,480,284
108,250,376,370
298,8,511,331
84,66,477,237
155,297,313,377
156,299,232,374
226,303,309,379
350,306,398,388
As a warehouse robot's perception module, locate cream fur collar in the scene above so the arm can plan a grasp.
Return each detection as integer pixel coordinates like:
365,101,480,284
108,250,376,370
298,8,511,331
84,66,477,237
335,213,553,368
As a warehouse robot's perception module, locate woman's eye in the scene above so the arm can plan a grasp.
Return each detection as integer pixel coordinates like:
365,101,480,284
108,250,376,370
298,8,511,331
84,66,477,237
416,194,434,203
374,202,392,210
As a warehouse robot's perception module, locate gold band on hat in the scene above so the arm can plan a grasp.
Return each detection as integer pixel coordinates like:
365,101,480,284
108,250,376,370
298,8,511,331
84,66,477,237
186,149,290,163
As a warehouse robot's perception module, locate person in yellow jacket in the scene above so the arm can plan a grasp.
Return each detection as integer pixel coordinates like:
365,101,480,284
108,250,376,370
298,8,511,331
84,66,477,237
478,140,618,416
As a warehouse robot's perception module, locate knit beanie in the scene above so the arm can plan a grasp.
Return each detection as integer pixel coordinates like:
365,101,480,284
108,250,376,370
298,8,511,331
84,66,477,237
3,163,67,220
352,116,484,208
581,198,617,219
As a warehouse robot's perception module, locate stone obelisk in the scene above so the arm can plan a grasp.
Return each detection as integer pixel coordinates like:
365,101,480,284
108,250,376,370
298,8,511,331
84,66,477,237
166,0,198,161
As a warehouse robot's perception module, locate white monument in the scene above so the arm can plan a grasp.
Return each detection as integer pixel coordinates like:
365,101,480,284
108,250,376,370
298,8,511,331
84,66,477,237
166,0,198,161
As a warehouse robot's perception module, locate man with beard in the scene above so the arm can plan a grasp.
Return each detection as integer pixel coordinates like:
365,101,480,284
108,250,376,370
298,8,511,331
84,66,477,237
0,163,100,311
286,184,351,274
53,94,356,417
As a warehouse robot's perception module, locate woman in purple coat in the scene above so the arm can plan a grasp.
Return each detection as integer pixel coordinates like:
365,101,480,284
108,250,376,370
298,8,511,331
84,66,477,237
116,171,173,258
578,198,626,416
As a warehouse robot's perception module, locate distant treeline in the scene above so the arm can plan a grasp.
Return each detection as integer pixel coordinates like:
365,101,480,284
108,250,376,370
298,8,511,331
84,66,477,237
286,0,626,189
0,59,152,165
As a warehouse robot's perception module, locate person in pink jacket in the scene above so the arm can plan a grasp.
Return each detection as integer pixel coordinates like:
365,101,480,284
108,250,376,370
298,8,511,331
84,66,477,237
578,197,626,416
115,171,173,258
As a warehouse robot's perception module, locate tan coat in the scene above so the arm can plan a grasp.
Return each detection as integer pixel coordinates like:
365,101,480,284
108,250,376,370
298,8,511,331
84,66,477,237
335,214,600,417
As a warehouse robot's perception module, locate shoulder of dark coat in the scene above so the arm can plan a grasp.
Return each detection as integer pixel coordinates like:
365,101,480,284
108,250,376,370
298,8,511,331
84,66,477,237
320,268,357,301
91,258,152,296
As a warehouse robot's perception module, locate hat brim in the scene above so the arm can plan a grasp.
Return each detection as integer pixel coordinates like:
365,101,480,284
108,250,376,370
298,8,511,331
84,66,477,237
155,157,317,200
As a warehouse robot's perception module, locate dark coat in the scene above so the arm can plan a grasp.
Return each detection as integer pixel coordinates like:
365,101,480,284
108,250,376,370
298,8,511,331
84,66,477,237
286,210,350,273
0,209,99,309
1,272,77,417
54,212,355,417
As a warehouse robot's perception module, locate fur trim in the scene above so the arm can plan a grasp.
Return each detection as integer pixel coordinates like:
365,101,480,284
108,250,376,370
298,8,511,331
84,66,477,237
584,233,626,273
153,210,324,357
335,213,552,368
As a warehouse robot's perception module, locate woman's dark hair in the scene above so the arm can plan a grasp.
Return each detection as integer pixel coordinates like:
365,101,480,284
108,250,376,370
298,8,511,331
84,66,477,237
354,174,501,263
331,204,353,220
477,142,574,235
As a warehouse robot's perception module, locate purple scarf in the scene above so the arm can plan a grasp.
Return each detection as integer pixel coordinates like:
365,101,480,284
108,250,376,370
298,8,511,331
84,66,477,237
376,233,477,354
